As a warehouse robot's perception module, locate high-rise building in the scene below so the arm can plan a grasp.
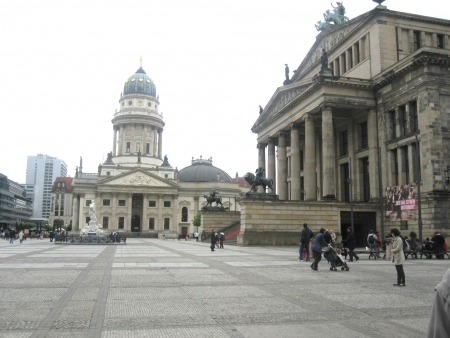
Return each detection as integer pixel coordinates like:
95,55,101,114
25,154,67,219
0,173,32,230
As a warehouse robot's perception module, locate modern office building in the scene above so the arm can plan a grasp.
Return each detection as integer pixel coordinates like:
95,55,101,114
25,154,67,219
0,173,32,230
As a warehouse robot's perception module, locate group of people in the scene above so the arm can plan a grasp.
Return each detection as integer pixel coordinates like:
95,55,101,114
210,230,225,251
49,229,68,242
2,230,28,244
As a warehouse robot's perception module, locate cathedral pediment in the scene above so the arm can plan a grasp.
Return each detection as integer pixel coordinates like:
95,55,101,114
98,169,178,188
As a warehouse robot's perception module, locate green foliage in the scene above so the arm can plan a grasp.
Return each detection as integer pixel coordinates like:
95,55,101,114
42,225,53,231
22,222,36,229
192,213,201,228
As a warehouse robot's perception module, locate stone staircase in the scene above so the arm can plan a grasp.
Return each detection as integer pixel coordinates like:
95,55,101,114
202,221,240,246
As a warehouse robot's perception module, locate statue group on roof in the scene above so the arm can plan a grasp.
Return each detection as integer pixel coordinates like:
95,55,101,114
315,2,349,32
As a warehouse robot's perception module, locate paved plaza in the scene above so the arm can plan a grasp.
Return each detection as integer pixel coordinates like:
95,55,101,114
0,238,447,338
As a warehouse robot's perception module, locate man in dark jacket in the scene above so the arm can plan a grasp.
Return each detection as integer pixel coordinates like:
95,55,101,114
9,229,15,244
311,228,328,271
432,231,445,259
210,229,216,251
343,227,359,262
300,223,313,262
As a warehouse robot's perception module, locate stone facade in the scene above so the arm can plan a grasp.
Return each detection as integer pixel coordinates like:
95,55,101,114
251,6,450,243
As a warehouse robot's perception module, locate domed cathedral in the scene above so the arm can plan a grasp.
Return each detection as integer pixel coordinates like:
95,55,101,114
71,61,243,238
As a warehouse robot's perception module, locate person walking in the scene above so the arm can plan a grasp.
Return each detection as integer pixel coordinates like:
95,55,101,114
311,228,328,271
219,232,225,249
367,230,376,255
9,229,15,244
391,228,406,287
23,231,28,241
210,229,216,251
330,229,336,248
18,230,24,244
299,223,313,262
343,227,359,262
49,230,54,242
374,231,382,258
426,267,450,338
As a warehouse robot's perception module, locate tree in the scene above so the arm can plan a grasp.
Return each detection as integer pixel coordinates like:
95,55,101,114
192,213,201,231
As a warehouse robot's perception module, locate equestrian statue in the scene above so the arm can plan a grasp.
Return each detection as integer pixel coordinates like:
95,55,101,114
203,189,224,208
244,167,274,194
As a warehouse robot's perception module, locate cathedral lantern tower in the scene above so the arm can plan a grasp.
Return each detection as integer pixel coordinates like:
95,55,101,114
111,59,164,168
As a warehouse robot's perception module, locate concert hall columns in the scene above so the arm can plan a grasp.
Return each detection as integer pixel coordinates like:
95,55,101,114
305,116,317,201
322,107,335,199
267,138,276,193
290,124,301,200
257,143,266,192
277,132,288,200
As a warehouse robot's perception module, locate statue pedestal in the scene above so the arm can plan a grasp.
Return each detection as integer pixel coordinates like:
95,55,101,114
202,206,226,211
242,193,279,201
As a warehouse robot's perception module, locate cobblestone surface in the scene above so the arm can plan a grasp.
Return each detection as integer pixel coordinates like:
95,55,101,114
0,238,447,338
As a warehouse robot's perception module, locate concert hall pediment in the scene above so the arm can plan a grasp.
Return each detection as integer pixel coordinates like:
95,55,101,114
98,169,178,188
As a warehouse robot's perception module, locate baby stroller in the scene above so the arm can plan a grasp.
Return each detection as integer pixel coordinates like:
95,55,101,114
323,246,350,271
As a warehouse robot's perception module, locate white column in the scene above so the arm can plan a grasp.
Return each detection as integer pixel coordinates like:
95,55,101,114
142,193,148,232
158,129,163,159
277,132,288,200
257,143,266,192
118,125,124,155
158,194,163,230
153,127,157,157
112,128,117,156
112,193,117,231
290,125,300,200
172,194,178,232
142,125,147,154
305,116,317,201
322,107,335,198
127,193,132,232
267,138,276,193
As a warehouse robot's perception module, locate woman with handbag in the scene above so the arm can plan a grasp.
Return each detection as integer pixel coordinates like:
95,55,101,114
391,228,406,287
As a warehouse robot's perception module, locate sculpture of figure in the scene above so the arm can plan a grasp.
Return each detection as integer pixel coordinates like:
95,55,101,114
75,166,79,177
98,163,102,175
320,49,329,70
107,151,113,161
259,105,263,115
137,150,141,163
164,154,168,163
89,201,97,222
80,156,83,169
203,190,223,208
315,2,348,31
285,64,289,82
244,167,274,194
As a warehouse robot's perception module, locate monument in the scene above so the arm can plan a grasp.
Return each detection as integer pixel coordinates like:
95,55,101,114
80,201,104,236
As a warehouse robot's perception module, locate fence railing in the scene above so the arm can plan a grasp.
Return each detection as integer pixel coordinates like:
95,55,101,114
54,234,126,244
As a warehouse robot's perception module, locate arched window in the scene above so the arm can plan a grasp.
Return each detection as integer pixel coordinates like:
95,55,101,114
181,207,188,222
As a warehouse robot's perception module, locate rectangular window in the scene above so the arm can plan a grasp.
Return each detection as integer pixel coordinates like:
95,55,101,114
413,142,421,182
103,216,109,229
149,200,156,207
126,142,130,153
164,201,171,208
300,150,304,171
403,146,410,184
347,47,353,69
341,163,350,202
118,200,126,206
85,200,91,207
362,157,370,202
413,31,421,51
437,34,444,48
342,53,347,73
341,131,348,156
146,143,150,154
410,101,418,132
300,177,305,200
103,199,110,206
60,211,64,216
389,110,396,139
393,150,399,186
164,218,170,230
399,106,406,136
335,59,340,76
361,122,368,149
55,211,58,216
149,218,155,230
118,217,124,229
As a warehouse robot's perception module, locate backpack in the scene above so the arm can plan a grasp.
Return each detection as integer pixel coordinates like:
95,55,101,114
368,234,375,244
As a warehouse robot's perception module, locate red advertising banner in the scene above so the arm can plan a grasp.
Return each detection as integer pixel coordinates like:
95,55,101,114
385,183,417,221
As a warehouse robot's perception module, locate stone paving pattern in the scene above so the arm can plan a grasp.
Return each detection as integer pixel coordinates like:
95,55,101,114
0,238,447,338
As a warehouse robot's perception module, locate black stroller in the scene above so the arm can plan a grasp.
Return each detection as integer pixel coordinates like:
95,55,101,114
324,246,350,271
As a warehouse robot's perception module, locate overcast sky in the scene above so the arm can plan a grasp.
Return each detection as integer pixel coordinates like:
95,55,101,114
0,0,445,184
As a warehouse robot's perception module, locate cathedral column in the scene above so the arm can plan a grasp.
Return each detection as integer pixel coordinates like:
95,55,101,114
290,124,300,200
153,127,157,157
277,132,288,200
158,194,163,230
322,107,335,199
257,143,266,192
194,196,199,216
131,124,136,152
142,193,148,232
368,109,380,198
112,128,117,156
158,129,163,159
72,194,79,231
96,192,102,223
305,116,317,201
119,125,124,155
267,138,276,193
408,144,415,184
172,194,178,232
127,193,132,232
142,125,147,154
78,193,85,228
112,193,117,230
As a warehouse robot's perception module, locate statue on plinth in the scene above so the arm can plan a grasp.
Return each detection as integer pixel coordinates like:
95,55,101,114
283,64,291,85
244,167,274,194
203,189,224,208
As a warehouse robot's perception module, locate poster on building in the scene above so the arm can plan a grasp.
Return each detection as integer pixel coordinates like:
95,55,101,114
385,183,417,221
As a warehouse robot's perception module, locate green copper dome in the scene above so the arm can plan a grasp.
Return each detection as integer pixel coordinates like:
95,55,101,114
123,67,156,97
